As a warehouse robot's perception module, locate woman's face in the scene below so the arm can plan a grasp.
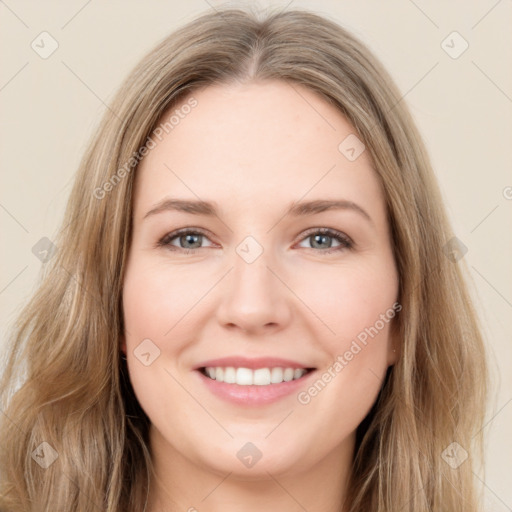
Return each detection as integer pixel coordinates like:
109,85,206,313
122,80,399,478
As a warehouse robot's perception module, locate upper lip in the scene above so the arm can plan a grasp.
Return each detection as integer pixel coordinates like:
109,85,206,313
194,356,315,370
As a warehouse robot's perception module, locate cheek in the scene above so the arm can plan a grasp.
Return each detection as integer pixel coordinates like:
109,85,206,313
122,260,206,344
293,255,397,412
294,302,395,457
301,257,398,351
121,261,199,425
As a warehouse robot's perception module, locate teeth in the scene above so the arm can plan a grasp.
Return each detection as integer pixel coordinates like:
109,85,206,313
283,368,294,382
224,367,236,384
270,367,283,384
204,366,308,385
253,368,270,385
236,367,253,385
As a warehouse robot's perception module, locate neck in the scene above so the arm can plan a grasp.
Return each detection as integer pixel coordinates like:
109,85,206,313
146,425,354,512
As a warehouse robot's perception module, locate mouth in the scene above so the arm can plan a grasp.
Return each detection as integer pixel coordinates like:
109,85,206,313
198,366,315,386
193,355,316,407
194,357,317,406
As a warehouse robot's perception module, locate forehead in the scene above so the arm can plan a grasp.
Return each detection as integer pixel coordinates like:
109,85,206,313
133,80,383,219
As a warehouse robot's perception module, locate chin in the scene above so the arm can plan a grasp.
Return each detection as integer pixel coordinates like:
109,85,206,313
196,439,310,479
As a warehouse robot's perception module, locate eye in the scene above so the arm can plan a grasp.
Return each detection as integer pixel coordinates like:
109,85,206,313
296,228,353,254
157,227,353,254
157,228,215,253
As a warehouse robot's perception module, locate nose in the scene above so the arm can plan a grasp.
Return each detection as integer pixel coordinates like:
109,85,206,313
215,245,292,335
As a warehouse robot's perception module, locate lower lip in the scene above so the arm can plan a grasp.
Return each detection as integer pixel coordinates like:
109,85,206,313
196,370,316,406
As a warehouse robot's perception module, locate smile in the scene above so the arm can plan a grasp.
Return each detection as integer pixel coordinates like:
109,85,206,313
200,366,311,385
196,364,316,406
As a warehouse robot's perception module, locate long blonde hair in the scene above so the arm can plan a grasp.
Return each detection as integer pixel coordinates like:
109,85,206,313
0,6,488,511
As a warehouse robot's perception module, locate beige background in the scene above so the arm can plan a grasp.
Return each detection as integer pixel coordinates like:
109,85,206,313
1,0,511,509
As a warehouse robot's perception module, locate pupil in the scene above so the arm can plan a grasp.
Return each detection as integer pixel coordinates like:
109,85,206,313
313,234,331,249
183,234,200,248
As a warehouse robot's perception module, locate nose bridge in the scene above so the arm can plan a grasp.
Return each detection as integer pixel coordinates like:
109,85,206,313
215,234,291,331
231,236,277,304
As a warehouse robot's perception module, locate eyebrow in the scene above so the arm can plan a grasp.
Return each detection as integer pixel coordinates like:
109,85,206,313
143,198,373,224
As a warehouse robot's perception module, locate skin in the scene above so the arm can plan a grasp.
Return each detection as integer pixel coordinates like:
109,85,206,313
121,80,399,512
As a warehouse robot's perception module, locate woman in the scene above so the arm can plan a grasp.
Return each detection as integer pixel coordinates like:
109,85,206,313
0,6,487,511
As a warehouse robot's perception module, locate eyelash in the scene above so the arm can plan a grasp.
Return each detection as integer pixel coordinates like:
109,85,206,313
156,227,353,255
